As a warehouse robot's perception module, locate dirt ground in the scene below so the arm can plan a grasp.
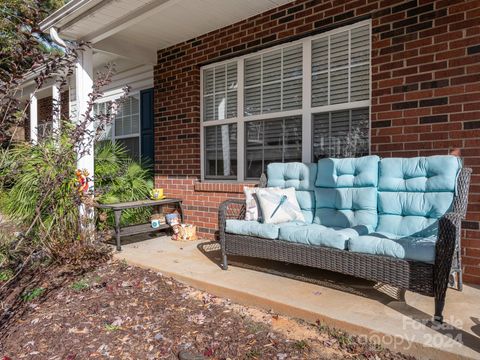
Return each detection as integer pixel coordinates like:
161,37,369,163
0,261,415,359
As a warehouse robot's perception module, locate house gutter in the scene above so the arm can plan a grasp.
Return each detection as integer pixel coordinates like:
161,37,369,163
23,0,101,87
39,0,100,34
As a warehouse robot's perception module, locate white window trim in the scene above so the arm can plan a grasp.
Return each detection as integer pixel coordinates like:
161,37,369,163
94,91,142,160
200,19,371,182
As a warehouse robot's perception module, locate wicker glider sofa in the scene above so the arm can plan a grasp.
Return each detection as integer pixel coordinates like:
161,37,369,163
218,155,471,322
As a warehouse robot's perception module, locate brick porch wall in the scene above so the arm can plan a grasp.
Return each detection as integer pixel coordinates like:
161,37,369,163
38,92,69,123
153,0,480,284
25,91,69,142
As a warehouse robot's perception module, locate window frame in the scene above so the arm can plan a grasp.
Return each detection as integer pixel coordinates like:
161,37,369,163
200,19,371,182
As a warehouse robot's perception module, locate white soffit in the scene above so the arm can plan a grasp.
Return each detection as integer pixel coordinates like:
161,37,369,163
56,0,295,64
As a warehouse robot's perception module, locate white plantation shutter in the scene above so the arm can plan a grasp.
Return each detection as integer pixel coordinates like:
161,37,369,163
312,72,328,107
283,45,303,110
312,113,330,158
312,108,369,161
351,25,370,64
263,50,281,82
284,117,303,161
115,96,140,137
350,63,369,101
283,78,302,110
203,68,215,120
204,95,214,121
283,46,303,78
245,116,302,179
117,95,140,161
311,37,328,73
245,57,261,86
350,107,370,155
203,62,237,121
204,124,237,179
330,68,349,104
226,63,238,118
244,86,261,116
244,44,302,116
350,25,370,101
311,24,370,107
330,32,349,68
311,37,328,107
263,83,282,113
330,110,351,156
95,95,141,161
94,102,113,141
262,51,282,113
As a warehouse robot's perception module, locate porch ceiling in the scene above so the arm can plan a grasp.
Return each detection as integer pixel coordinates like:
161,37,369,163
43,0,295,65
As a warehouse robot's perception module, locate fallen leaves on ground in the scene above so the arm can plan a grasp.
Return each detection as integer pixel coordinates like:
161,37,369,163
0,262,414,359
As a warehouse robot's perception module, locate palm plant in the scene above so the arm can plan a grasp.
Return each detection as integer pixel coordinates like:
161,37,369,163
0,135,78,245
94,142,153,226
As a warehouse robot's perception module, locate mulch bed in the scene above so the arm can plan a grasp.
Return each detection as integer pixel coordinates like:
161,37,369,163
0,261,415,359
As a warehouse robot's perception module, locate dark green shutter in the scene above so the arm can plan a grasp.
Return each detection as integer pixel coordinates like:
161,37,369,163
140,88,154,167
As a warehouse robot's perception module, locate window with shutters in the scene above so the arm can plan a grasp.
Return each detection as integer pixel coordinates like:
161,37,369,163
204,124,237,179
311,24,370,107
246,116,302,179
200,20,371,182
203,63,238,121
94,94,141,161
244,45,302,116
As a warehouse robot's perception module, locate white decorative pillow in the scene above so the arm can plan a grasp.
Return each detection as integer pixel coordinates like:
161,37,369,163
244,186,279,221
256,187,305,224
244,187,261,221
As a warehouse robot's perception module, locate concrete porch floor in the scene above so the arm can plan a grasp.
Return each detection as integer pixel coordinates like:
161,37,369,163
113,235,480,360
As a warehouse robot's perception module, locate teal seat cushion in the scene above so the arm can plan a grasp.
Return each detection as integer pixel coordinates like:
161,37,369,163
348,233,437,264
278,223,371,250
314,187,378,228
226,220,280,239
376,156,461,238
314,156,379,229
267,162,317,223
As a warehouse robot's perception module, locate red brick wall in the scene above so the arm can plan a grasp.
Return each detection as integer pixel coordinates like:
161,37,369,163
154,0,480,284
25,91,69,141
37,92,69,124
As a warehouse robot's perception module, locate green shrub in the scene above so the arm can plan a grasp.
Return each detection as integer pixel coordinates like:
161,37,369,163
94,142,153,227
0,136,78,242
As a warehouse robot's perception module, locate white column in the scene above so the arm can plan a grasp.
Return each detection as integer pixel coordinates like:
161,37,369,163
52,81,61,135
29,93,38,144
75,47,94,185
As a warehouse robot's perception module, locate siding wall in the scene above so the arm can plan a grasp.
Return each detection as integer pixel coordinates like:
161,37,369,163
153,0,480,284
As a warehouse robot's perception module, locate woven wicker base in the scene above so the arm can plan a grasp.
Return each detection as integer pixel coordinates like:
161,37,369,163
225,234,434,296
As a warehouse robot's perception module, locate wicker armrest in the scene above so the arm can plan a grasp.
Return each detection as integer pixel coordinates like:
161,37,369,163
218,199,246,235
435,212,462,262
434,212,462,287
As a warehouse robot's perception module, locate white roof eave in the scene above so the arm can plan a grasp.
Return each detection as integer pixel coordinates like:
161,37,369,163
39,0,101,34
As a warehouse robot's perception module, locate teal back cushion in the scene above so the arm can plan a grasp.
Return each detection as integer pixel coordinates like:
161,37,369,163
314,156,379,229
376,156,461,237
267,162,317,223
